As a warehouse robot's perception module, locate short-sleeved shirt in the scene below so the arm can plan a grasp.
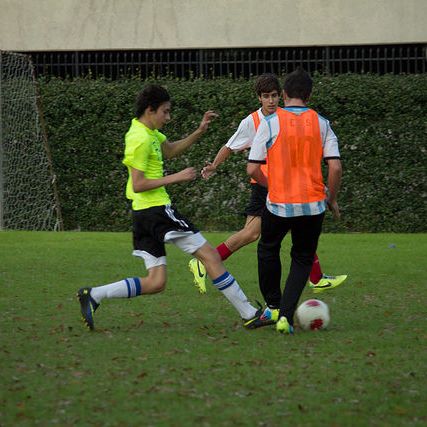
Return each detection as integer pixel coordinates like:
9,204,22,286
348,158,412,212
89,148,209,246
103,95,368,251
122,118,171,210
248,106,341,217
225,108,264,151
226,108,268,184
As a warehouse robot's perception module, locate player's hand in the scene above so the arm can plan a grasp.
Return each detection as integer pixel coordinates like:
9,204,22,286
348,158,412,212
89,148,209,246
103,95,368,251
201,162,216,179
175,167,197,183
198,111,219,132
327,199,340,220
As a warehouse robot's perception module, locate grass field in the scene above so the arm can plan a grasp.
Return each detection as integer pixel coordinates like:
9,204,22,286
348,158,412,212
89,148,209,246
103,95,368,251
1,231,426,426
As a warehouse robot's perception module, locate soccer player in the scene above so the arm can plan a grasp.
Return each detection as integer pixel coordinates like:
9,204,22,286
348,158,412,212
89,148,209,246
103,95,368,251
247,68,343,334
189,73,346,298
77,84,262,330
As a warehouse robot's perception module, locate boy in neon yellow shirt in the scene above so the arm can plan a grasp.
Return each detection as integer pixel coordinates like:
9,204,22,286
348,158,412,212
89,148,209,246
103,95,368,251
77,85,262,330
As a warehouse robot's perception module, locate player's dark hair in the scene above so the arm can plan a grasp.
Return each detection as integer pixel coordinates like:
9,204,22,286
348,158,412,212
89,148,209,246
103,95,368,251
135,84,171,118
283,68,313,102
255,73,281,96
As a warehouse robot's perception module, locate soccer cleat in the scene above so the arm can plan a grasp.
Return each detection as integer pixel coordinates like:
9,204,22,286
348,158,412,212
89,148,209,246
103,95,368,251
243,304,279,329
276,316,294,334
77,287,99,330
242,308,264,329
309,274,348,293
188,258,207,294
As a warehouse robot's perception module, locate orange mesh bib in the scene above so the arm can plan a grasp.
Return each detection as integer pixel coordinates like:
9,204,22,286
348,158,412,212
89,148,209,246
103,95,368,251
267,109,325,204
250,111,268,184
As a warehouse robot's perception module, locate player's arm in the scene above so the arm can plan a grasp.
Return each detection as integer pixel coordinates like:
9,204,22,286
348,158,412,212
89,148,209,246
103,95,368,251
322,119,342,220
325,158,342,220
247,162,267,187
202,115,255,179
130,167,196,193
201,145,232,179
162,110,218,159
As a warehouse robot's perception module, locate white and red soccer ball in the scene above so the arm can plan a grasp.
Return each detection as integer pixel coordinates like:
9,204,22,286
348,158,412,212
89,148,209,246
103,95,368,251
296,299,330,331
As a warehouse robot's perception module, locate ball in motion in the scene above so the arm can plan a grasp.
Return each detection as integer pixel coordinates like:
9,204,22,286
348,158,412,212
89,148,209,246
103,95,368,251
296,299,330,331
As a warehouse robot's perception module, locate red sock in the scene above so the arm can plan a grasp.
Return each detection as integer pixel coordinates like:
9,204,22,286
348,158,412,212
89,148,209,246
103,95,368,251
216,243,232,261
309,253,323,284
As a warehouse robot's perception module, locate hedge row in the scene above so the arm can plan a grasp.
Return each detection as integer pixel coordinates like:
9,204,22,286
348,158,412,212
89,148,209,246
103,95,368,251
38,74,427,232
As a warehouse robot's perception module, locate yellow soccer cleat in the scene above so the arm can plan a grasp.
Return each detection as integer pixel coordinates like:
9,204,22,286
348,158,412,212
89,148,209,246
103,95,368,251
310,274,348,293
188,258,207,294
276,316,294,334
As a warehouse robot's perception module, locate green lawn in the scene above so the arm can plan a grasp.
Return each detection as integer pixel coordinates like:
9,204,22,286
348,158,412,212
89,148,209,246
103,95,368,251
0,232,426,426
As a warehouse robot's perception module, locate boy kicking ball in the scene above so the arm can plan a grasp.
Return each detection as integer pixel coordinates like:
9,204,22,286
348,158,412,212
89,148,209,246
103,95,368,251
77,85,263,330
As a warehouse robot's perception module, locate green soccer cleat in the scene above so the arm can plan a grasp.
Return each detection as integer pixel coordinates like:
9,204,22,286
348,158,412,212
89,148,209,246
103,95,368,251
188,258,207,294
309,274,348,293
276,316,294,334
77,287,99,330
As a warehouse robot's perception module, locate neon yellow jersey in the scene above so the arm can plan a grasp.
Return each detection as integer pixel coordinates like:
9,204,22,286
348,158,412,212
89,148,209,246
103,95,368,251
122,118,171,210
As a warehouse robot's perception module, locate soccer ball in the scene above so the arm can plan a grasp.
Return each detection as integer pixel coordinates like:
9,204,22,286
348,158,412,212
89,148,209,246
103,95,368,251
296,299,330,331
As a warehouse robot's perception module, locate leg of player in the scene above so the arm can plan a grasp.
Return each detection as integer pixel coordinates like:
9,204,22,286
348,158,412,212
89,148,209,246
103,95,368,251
77,265,167,330
276,214,324,335
308,253,348,293
254,209,289,328
188,215,261,294
219,215,261,257
193,242,261,328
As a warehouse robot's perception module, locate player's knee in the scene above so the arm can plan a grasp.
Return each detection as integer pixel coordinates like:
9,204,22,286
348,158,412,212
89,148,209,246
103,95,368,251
290,249,315,266
246,228,261,243
238,228,260,245
201,246,222,267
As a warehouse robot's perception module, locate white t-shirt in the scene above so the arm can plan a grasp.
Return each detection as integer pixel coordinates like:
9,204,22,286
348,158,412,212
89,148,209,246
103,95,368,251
225,108,265,151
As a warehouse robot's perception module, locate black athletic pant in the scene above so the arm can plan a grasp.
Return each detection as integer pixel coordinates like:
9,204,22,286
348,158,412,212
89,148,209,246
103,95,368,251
257,209,325,325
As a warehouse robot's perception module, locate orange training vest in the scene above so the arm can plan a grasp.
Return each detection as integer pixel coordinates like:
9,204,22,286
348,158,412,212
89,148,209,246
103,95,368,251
267,109,325,204
250,111,268,184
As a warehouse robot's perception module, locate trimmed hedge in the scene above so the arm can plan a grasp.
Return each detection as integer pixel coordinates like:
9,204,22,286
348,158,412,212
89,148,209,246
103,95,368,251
38,74,427,232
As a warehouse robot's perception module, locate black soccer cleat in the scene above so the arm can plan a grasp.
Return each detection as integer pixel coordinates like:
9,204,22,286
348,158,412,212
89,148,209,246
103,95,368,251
77,287,99,330
242,300,279,330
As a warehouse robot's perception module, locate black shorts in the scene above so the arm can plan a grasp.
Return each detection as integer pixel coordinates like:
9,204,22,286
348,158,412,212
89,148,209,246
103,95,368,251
132,204,199,258
244,183,268,217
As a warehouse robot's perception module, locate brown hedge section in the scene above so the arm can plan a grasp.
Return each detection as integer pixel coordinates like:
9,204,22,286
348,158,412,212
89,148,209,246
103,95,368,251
38,74,427,232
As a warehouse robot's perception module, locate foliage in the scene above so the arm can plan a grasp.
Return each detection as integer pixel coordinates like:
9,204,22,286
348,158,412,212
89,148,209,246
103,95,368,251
38,74,427,231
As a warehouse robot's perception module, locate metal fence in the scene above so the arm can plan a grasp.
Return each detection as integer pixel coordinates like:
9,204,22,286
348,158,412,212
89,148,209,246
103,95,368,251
24,44,426,79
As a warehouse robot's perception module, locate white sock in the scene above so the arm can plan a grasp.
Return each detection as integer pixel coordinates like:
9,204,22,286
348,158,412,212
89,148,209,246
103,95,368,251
90,277,142,303
212,272,257,319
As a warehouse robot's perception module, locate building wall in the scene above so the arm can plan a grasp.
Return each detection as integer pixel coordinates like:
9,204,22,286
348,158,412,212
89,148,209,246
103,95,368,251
1,0,426,51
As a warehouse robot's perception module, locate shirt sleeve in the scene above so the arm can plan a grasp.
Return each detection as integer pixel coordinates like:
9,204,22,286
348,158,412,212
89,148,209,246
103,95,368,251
320,117,340,159
133,143,152,171
123,137,152,172
225,115,256,151
156,130,167,144
248,117,270,163
123,129,167,172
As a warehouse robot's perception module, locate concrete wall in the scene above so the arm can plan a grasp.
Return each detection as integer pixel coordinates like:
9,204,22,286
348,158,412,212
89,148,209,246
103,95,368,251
1,0,426,51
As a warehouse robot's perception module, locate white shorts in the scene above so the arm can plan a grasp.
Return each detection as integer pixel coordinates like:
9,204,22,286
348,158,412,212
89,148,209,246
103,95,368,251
132,222,207,270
